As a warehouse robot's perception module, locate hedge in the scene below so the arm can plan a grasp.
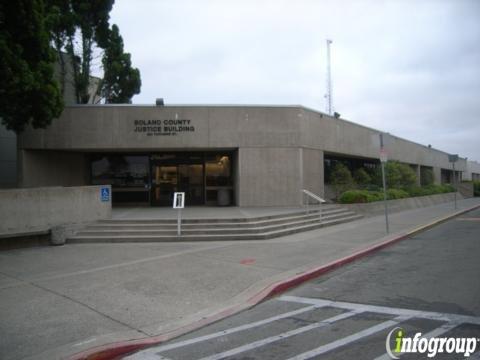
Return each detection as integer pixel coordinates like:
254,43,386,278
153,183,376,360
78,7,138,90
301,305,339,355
339,184,455,204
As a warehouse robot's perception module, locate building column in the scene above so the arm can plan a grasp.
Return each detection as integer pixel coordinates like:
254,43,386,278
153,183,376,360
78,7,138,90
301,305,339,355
433,167,442,185
414,165,421,186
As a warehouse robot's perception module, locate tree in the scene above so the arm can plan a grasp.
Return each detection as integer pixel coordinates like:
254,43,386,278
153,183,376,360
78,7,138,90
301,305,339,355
46,0,75,97
67,0,113,103
420,167,434,186
47,0,141,104
373,161,417,189
353,168,371,188
100,24,141,103
0,0,63,133
47,0,114,103
330,163,354,198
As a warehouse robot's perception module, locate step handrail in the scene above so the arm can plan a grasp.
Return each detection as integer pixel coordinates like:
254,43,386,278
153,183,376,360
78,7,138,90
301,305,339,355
302,189,326,215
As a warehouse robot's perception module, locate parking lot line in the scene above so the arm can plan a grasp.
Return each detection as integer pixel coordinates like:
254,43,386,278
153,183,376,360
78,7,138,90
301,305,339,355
125,305,321,359
285,315,412,360
196,310,362,360
279,296,480,325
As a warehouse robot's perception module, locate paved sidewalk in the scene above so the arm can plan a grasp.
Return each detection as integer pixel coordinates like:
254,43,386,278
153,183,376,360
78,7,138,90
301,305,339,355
0,198,479,360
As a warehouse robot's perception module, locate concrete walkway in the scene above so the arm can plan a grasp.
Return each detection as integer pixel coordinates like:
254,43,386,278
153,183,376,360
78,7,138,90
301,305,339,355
0,198,479,360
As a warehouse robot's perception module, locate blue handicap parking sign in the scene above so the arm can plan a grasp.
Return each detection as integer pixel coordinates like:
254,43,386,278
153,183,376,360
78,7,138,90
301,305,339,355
101,187,110,202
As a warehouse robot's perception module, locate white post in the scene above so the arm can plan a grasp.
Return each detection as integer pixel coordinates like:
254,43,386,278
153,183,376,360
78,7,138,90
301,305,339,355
177,208,181,236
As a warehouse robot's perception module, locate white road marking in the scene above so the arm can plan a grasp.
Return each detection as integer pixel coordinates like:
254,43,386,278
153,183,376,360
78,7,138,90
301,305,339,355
126,296,480,360
127,354,172,360
285,315,412,360
124,305,322,359
280,296,480,325
196,310,362,360
373,321,461,360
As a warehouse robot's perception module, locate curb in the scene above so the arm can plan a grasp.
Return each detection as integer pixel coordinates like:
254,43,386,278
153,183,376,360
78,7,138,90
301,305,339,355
69,203,480,360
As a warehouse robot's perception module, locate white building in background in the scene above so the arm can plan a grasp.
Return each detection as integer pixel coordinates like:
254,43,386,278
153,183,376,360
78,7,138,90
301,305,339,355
464,161,480,181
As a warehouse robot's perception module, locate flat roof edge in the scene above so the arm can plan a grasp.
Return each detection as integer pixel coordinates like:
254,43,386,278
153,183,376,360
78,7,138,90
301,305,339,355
63,103,467,161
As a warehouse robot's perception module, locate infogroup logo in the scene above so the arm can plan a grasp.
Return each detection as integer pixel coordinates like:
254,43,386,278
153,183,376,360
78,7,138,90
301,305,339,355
385,327,479,358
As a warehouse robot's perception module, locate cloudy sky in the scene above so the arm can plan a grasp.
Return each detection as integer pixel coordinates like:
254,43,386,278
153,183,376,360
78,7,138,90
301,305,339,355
109,0,480,161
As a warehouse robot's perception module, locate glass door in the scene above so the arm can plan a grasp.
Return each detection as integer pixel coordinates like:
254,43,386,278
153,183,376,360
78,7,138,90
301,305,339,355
151,164,178,206
178,164,204,205
150,162,204,206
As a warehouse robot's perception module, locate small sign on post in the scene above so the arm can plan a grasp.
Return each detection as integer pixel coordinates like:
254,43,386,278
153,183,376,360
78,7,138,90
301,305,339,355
173,192,185,236
380,148,388,163
173,192,185,209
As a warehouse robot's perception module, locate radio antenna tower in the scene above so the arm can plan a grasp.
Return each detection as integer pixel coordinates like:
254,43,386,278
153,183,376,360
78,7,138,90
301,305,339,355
325,39,333,115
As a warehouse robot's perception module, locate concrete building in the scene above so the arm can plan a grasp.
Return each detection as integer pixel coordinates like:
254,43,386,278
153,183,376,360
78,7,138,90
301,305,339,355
17,104,467,207
0,125,17,188
464,160,480,181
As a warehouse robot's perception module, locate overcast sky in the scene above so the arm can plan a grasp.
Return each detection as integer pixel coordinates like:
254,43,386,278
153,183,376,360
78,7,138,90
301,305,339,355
109,0,480,161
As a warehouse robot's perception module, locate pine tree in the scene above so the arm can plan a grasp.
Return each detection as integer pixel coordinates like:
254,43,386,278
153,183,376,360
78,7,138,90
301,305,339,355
100,24,141,103
0,0,63,133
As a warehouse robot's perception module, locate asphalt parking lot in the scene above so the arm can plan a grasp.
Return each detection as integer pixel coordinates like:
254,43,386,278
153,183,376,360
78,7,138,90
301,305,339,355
127,208,480,359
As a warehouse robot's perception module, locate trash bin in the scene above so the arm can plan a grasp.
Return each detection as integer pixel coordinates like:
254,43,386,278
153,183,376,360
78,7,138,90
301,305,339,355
217,188,230,206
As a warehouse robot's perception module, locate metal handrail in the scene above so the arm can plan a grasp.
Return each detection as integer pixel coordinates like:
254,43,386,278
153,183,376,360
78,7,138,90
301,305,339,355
301,189,326,215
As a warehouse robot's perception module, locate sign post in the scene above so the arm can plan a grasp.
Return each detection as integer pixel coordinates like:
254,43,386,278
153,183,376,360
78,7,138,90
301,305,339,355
379,134,390,234
173,192,185,236
448,154,459,210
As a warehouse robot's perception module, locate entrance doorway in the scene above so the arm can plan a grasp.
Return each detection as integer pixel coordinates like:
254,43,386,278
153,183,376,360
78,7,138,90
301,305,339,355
90,151,234,206
150,161,204,206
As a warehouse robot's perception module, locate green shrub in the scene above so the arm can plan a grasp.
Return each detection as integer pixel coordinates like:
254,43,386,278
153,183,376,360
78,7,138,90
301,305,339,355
339,184,453,204
474,181,480,197
387,189,409,199
405,184,454,197
339,190,370,203
339,190,384,203
404,186,426,197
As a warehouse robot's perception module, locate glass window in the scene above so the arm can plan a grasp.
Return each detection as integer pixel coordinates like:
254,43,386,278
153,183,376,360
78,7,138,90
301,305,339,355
91,155,149,188
205,154,232,186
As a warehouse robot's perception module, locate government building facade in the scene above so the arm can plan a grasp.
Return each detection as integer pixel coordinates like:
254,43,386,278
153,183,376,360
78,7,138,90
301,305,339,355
17,104,467,207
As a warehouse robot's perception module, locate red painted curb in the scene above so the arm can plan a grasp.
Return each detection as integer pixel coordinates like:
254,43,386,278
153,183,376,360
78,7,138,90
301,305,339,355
68,203,480,360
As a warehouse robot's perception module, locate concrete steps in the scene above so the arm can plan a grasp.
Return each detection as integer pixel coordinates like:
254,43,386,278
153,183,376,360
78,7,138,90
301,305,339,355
67,206,363,243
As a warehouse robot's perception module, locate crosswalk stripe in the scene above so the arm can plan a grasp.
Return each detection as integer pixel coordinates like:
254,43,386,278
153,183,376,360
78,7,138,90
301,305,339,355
279,296,480,325
196,310,362,360
285,315,412,360
124,305,321,359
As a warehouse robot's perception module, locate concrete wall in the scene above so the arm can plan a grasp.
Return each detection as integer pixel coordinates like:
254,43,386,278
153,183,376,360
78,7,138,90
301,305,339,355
302,148,324,199
238,147,301,206
19,105,466,172
18,150,88,188
0,124,17,188
464,161,480,181
0,185,111,236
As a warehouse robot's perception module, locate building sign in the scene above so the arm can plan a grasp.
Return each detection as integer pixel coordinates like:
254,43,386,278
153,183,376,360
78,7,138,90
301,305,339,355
133,119,195,136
